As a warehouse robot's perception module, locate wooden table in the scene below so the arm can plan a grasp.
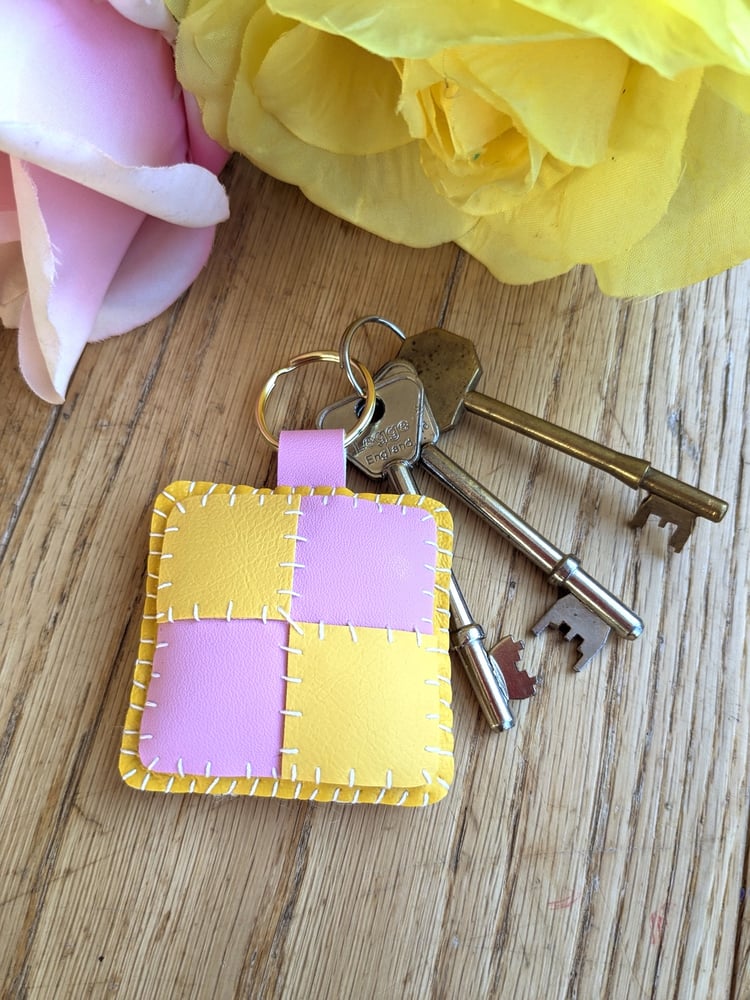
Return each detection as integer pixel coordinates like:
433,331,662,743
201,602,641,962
1,157,748,999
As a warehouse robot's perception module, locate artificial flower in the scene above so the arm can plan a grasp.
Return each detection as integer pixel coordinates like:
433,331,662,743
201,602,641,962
167,0,750,296
0,0,229,403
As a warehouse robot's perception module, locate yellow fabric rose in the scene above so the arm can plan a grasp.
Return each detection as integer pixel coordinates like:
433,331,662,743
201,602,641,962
166,0,750,295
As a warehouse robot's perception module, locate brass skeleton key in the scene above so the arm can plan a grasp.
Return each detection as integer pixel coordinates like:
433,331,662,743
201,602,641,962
398,328,728,551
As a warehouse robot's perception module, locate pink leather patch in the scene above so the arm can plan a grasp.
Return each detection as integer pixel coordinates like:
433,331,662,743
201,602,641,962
140,619,287,778
290,495,438,632
277,429,346,488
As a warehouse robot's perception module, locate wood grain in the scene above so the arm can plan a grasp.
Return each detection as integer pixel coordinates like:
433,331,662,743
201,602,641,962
0,157,747,999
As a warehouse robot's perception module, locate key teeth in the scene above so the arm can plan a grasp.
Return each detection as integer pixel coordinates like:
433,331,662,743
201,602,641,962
532,594,611,670
489,635,538,700
631,494,694,552
667,519,691,552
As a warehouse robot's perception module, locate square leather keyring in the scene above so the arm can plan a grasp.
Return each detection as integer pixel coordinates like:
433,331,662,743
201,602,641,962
120,424,454,806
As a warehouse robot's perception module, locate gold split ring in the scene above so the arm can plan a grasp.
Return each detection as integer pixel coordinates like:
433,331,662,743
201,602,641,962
256,350,377,449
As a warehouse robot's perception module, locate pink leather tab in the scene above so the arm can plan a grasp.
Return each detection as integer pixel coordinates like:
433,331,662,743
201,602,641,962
277,429,347,488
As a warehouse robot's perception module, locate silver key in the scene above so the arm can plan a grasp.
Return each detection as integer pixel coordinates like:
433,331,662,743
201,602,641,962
418,441,643,669
348,361,540,698
319,370,516,730
377,363,538,696
350,363,643,670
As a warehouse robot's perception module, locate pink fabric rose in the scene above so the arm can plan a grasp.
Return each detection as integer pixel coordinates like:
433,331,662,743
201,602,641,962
0,0,230,402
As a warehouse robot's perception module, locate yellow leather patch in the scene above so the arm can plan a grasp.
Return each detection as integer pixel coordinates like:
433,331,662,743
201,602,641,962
280,623,453,797
155,487,301,622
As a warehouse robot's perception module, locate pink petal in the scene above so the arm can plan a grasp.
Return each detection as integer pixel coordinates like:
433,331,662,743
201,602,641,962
17,298,56,402
0,0,230,401
13,159,145,402
0,0,228,224
1,0,185,167
12,156,222,400
0,152,19,241
104,0,176,36
1,124,228,227
183,92,232,175
90,216,219,341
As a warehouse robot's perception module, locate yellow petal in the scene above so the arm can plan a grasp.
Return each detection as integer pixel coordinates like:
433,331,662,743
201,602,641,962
168,0,265,147
400,39,628,182
422,139,569,218
458,64,702,278
594,83,750,295
225,7,472,245
164,0,191,17
436,40,629,167
516,0,750,75
266,0,584,58
254,24,409,155
398,39,626,215
399,66,515,158
705,66,750,114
